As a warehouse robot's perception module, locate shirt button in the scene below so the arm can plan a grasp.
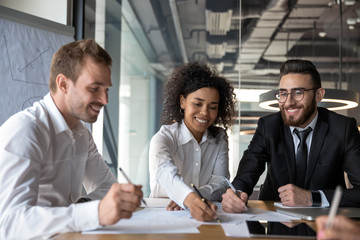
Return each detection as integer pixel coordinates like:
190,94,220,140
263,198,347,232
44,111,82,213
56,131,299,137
195,163,199,166
196,148,199,151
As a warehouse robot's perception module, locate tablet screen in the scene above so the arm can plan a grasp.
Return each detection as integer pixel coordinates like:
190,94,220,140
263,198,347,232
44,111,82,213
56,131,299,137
246,221,316,239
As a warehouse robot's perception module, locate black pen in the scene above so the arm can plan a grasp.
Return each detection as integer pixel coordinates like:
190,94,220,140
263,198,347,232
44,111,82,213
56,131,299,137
191,183,220,223
224,177,248,210
119,167,147,206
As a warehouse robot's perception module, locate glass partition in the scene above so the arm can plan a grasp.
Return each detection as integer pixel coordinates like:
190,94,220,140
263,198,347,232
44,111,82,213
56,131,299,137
84,0,360,198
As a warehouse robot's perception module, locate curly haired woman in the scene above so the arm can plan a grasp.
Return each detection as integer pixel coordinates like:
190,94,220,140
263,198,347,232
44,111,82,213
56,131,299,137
149,62,237,222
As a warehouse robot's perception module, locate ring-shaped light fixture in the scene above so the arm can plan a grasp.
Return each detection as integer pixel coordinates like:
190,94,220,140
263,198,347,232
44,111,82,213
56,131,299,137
259,89,359,111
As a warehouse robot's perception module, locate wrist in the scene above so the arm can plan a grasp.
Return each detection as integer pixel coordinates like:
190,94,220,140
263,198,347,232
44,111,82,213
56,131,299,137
184,192,196,208
310,190,321,207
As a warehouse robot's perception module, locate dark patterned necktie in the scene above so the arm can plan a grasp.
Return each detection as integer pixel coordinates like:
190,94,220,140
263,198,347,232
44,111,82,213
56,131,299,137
294,127,312,188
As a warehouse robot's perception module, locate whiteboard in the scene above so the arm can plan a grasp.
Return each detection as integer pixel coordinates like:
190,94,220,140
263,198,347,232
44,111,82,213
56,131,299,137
0,6,74,125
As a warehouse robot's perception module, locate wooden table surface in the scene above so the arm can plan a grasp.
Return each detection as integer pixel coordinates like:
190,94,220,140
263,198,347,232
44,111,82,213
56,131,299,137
55,201,318,240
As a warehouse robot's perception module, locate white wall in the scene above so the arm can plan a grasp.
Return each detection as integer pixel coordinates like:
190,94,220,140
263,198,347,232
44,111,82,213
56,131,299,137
0,0,68,24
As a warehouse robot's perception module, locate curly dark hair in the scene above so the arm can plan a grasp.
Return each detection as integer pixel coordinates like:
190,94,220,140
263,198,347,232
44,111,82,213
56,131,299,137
161,62,237,139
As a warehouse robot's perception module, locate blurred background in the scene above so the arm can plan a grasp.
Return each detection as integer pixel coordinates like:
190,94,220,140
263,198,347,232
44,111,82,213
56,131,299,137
2,0,359,198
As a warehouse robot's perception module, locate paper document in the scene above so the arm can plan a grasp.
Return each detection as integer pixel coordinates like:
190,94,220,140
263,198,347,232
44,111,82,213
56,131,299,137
218,204,300,237
83,208,201,234
83,201,301,235
222,222,250,238
141,197,171,208
215,204,300,224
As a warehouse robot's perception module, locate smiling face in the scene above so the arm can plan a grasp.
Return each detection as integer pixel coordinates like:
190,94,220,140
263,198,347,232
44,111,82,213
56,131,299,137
279,73,324,128
180,87,219,142
63,57,112,128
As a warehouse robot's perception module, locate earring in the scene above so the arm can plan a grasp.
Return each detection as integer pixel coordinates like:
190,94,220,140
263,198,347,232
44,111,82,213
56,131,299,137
180,108,184,115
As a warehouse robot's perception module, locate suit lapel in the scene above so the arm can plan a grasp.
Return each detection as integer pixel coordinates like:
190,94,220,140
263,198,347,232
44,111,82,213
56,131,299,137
305,111,329,187
281,124,297,184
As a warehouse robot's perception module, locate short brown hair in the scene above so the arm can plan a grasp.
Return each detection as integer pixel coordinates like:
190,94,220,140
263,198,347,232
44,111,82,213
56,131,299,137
49,39,112,92
280,59,321,89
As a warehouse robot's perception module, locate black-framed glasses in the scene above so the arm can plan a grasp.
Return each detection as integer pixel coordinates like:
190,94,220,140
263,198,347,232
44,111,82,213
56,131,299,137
275,88,317,103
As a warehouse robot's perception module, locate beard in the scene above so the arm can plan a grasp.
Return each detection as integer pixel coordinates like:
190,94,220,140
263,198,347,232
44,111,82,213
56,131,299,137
280,97,317,127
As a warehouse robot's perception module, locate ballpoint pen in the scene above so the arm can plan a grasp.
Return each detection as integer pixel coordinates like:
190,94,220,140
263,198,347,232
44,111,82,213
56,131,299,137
325,185,342,229
119,167,147,206
191,183,220,223
224,177,248,210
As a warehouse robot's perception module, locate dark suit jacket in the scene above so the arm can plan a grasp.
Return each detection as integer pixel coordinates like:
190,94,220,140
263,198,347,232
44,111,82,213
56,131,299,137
233,107,360,207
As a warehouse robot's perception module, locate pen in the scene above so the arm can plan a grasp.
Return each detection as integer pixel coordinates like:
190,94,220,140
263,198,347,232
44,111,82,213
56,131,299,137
325,185,342,229
119,167,147,206
191,183,220,223
224,177,248,210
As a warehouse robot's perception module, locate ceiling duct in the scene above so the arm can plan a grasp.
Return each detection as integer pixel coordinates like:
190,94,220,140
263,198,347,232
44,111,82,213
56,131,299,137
206,42,227,59
236,0,289,82
205,0,233,35
206,33,228,59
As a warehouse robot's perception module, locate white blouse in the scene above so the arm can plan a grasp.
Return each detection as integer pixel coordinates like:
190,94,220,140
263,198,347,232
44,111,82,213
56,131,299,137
149,121,229,208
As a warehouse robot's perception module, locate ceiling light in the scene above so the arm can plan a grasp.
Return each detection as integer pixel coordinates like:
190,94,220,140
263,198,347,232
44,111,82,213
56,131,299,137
235,89,269,102
259,89,359,111
347,18,357,25
318,32,327,38
240,130,256,135
344,0,356,5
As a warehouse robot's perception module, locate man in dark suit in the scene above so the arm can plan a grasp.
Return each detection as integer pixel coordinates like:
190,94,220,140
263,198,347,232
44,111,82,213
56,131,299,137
222,59,360,213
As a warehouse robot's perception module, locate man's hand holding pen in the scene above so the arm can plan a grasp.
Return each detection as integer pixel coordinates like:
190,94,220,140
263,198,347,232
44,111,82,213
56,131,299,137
183,192,219,222
222,188,248,213
98,183,143,226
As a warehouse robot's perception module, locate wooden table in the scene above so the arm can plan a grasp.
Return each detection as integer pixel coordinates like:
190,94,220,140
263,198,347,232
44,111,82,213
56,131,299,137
56,201,317,240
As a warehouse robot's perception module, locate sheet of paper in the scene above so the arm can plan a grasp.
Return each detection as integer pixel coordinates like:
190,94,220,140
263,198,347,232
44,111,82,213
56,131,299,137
274,202,324,208
206,205,256,225
83,224,199,234
218,204,300,237
198,204,262,225
84,201,301,235
214,205,300,224
221,222,250,238
82,208,201,234
141,197,171,208
251,210,300,221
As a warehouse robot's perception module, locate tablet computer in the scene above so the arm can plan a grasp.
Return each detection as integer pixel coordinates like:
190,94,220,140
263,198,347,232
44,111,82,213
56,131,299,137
246,221,316,239
276,207,360,221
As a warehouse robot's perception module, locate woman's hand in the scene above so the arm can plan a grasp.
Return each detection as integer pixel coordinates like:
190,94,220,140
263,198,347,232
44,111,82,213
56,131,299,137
183,192,218,222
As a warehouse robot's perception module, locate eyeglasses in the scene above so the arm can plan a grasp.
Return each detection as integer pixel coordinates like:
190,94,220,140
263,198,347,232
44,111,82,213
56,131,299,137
275,88,317,103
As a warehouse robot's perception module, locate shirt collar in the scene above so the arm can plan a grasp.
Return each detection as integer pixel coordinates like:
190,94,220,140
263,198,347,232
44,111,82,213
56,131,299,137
178,120,209,145
44,93,86,137
290,110,318,132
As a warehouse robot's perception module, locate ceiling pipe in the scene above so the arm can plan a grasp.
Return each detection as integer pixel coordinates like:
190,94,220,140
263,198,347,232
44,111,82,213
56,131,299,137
338,0,343,89
169,0,188,63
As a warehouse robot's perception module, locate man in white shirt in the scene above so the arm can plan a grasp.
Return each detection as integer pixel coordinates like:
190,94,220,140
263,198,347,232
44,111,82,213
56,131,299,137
0,39,143,239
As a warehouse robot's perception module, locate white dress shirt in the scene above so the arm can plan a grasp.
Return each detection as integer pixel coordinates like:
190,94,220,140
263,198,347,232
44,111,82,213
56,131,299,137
0,93,117,240
149,121,230,208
